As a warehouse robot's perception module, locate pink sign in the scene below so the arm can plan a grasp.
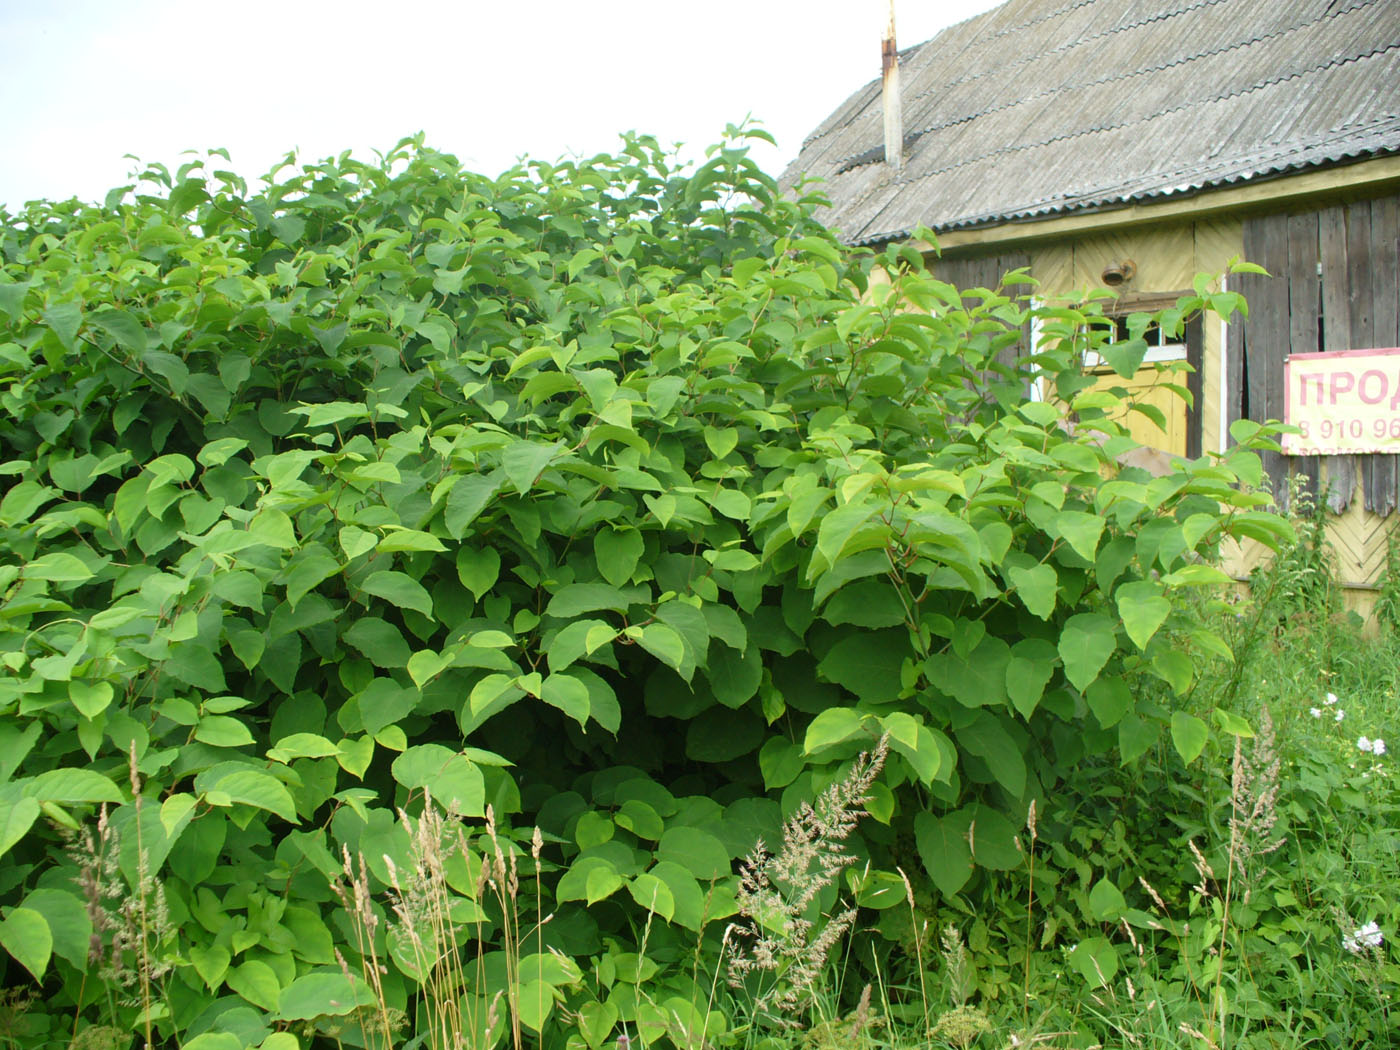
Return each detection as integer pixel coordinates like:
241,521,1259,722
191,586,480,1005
1283,347,1400,456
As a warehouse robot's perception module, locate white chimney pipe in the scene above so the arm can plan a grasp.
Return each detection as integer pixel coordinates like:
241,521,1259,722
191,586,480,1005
882,0,903,172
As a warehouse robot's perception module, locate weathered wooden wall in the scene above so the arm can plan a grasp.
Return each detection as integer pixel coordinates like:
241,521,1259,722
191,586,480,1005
931,250,1032,372
1227,192,1400,513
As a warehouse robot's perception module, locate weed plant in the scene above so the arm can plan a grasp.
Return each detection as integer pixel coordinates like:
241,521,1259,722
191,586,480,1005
40,584,1400,1050
751,497,1400,1050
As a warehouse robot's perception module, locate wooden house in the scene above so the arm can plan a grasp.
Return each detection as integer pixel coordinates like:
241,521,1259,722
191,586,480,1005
784,0,1400,608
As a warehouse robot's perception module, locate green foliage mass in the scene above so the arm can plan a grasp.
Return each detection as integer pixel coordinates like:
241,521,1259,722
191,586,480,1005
0,130,1291,1046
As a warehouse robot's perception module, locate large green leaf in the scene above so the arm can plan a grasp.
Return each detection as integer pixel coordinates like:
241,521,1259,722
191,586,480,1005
956,715,1026,797
759,737,805,791
930,634,1011,709
1054,510,1105,561
648,861,708,930
1058,613,1116,691
626,873,676,921
1005,562,1057,619
282,548,340,608
557,857,622,904
914,811,973,898
27,768,124,804
277,972,377,1020
360,570,434,618
546,618,613,673
1069,936,1119,988
19,888,90,970
962,804,1022,871
816,628,907,704
657,826,730,880
445,473,501,538
1085,677,1133,728
637,623,686,674
391,745,485,816
0,907,51,979
541,673,591,727
1115,580,1171,650
0,797,41,858
686,706,763,763
1170,711,1209,764
803,708,868,754
503,440,562,494
210,770,298,823
653,600,710,681
547,583,641,618
705,643,760,708
815,499,879,566
1005,638,1058,718
354,678,419,734
595,527,644,587
343,616,412,667
228,959,282,1013
880,713,947,785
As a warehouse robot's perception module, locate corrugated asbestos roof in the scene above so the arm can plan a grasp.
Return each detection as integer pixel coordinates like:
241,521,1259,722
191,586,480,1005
781,0,1400,245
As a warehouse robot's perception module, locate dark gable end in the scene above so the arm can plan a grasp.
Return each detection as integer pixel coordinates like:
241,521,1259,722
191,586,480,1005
783,0,1400,245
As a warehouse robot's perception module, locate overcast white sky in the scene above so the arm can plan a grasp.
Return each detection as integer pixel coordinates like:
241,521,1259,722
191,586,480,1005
0,0,1003,211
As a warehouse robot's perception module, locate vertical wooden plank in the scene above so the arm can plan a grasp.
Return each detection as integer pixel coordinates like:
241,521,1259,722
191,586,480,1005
1261,216,1293,506
1349,200,1383,511
1319,204,1354,510
1348,201,1375,343
1225,284,1246,443
974,256,999,293
997,251,1032,370
1368,195,1400,515
1287,212,1321,498
932,255,964,289
1243,213,1290,504
1374,195,1400,344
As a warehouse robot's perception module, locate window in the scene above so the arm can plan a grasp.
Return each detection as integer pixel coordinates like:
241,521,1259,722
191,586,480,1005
1083,316,1188,371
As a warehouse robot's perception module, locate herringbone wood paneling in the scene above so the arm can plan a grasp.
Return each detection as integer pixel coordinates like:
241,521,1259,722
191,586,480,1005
1221,536,1272,579
1326,497,1396,585
1029,243,1074,296
1072,226,1196,292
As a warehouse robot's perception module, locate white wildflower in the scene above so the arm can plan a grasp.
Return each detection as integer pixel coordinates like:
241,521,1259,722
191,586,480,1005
1326,692,1339,705
1358,736,1373,753
1309,707,1323,718
1374,738,1387,756
1335,709,1345,723
1343,921,1383,954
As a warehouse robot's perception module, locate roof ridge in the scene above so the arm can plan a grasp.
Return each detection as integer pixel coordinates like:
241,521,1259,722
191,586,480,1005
830,0,1383,173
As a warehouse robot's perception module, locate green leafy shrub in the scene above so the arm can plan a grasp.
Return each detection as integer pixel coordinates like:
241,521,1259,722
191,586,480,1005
0,129,1288,1047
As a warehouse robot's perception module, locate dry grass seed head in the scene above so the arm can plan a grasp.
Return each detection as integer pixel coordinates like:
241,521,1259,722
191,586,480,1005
1188,839,1215,899
1228,705,1285,902
726,736,889,1019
